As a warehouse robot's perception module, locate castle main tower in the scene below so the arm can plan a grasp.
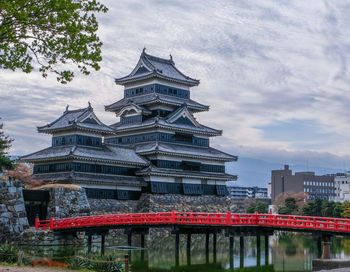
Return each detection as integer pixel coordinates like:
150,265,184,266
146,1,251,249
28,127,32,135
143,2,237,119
105,49,237,196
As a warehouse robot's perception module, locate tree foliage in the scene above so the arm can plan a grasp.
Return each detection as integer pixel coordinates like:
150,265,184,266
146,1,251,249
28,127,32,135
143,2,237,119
0,0,108,83
302,198,343,218
341,201,350,218
0,120,14,171
246,201,268,214
274,192,307,215
6,163,43,188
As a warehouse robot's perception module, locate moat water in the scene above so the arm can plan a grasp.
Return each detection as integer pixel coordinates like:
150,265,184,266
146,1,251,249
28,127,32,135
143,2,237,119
20,232,350,271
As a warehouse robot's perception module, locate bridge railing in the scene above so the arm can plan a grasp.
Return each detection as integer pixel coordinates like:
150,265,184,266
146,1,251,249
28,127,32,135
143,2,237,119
35,211,350,233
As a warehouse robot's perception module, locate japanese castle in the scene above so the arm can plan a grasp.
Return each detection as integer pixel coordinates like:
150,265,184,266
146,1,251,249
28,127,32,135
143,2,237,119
22,49,237,200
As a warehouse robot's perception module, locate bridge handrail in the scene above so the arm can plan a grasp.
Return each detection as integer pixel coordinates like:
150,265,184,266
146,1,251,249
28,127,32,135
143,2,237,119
35,211,350,233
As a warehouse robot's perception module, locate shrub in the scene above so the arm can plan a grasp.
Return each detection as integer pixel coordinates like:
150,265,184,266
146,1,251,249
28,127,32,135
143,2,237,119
0,243,19,264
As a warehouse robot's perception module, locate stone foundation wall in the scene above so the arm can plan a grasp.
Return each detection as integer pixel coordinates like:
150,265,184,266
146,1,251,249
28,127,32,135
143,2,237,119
88,193,236,214
137,194,236,213
88,199,139,214
0,181,29,243
46,187,91,218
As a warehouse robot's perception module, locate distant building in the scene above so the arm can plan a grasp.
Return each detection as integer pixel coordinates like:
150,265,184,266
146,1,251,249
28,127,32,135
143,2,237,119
271,165,335,202
267,182,272,198
334,172,350,202
227,186,268,199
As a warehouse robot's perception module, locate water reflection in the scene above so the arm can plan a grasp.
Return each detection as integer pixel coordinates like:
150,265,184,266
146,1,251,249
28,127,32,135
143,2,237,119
18,232,350,271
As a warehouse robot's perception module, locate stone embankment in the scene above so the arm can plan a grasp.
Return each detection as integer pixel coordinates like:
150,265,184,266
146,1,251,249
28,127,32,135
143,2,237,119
0,181,29,244
45,185,91,218
88,193,236,214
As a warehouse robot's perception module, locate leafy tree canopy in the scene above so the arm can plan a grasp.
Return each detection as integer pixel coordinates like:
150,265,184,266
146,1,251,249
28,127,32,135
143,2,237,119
0,120,14,171
0,0,108,83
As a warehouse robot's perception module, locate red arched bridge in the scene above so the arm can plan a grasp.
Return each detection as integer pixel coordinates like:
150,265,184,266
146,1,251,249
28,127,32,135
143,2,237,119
35,211,350,235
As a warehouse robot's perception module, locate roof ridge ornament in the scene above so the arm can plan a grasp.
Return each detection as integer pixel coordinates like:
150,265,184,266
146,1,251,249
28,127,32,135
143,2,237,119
88,101,92,109
65,105,69,113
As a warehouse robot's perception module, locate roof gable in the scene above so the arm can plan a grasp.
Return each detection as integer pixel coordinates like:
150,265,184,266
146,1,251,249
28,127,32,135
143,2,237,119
167,105,200,127
38,104,114,134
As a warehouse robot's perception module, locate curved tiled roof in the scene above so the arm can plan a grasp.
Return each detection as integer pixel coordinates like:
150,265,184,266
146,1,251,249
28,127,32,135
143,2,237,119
33,171,147,187
21,144,149,166
115,49,199,86
110,116,222,136
134,142,237,162
136,165,237,181
105,93,209,113
38,105,114,135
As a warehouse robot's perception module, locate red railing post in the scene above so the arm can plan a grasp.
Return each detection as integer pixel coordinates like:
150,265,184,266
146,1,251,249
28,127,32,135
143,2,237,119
171,210,176,223
35,218,39,229
50,218,55,229
226,211,231,225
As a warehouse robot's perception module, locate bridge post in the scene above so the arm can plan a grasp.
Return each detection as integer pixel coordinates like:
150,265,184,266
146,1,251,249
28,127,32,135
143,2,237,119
87,233,92,253
175,233,180,267
229,236,234,270
265,235,269,265
257,235,261,266
101,233,105,256
317,237,322,258
205,232,209,264
128,233,132,247
240,236,244,268
322,236,331,259
213,233,217,264
141,234,145,261
187,233,191,266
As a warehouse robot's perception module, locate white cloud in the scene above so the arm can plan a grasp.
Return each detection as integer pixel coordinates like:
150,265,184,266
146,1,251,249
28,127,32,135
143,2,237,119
1,0,350,169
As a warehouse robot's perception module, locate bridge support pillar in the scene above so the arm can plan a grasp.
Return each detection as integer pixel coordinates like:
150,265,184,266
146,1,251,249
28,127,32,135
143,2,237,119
265,235,269,265
205,232,209,264
257,235,261,266
141,234,145,261
87,234,92,253
317,237,322,258
229,236,234,270
175,233,179,267
240,236,244,268
187,234,191,266
101,233,106,256
213,233,217,264
322,237,332,259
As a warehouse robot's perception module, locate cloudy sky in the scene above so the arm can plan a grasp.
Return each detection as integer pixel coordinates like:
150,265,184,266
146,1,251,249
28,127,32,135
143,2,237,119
1,0,350,171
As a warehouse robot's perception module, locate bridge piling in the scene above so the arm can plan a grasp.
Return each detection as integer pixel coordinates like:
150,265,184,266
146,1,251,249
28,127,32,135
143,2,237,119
175,233,180,267
187,234,191,265
240,236,244,268
317,237,322,258
229,236,234,270
257,235,261,266
141,234,145,261
213,233,217,264
101,233,105,256
321,236,332,259
205,232,209,264
265,235,269,265
87,233,92,253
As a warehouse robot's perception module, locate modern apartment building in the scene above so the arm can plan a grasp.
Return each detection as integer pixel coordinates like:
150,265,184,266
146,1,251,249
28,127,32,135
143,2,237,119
271,165,335,202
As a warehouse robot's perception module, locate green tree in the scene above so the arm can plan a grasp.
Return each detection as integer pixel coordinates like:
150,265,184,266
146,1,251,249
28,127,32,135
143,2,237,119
333,202,343,218
0,120,14,171
246,203,256,213
341,201,350,218
312,198,323,216
321,199,335,217
0,0,108,83
256,201,268,213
